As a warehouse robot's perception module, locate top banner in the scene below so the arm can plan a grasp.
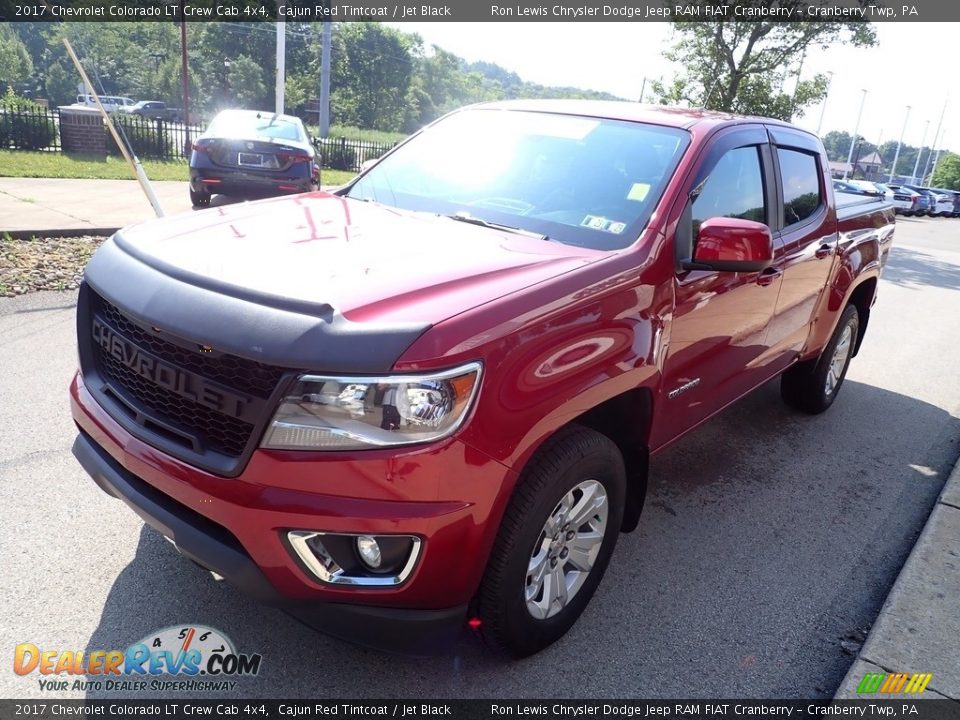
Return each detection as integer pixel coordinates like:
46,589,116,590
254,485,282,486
0,0,952,22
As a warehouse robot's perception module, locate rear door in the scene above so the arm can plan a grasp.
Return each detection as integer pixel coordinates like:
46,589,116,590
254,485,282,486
652,126,781,449
763,127,837,365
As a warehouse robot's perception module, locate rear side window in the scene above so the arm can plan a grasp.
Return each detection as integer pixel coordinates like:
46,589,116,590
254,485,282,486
692,145,766,234
778,148,822,227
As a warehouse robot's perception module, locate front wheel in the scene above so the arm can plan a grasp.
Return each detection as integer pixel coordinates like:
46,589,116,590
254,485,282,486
781,304,859,414
475,425,626,657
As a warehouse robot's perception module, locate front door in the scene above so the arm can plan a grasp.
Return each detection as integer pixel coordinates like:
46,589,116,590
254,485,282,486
651,129,782,451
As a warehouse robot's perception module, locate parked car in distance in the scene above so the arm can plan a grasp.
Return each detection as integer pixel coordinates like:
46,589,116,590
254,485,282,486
74,94,135,112
913,186,955,217
928,187,960,217
832,179,873,195
124,100,183,122
898,185,937,216
188,109,319,207
854,181,920,215
71,101,895,658
886,184,925,216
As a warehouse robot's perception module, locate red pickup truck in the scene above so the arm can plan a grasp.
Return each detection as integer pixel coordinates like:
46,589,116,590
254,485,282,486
71,101,894,657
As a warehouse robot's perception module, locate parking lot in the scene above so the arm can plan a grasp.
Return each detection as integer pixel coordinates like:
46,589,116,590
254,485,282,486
1,216,959,699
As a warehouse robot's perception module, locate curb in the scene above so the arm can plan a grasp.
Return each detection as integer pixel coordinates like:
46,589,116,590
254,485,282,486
3,228,120,240
834,454,960,700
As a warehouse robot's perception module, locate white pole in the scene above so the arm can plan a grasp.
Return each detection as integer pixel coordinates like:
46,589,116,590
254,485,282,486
843,89,867,181
816,71,834,136
910,120,930,185
319,19,332,137
922,96,947,184
930,131,947,184
62,37,164,218
275,4,285,114
889,105,910,182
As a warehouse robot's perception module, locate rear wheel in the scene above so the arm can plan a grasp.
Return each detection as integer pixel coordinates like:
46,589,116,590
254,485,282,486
781,304,859,414
190,187,211,208
475,425,625,657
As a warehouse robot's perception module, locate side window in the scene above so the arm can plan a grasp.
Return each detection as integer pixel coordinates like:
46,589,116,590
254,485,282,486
777,148,823,227
692,146,766,236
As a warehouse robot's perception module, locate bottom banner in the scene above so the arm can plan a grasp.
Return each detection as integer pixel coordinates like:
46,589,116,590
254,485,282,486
0,701,958,720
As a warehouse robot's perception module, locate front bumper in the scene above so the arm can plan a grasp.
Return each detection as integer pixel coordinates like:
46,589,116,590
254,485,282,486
72,430,465,654
70,372,516,653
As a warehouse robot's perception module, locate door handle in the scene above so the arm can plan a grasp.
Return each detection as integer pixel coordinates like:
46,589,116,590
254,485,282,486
756,267,782,287
815,244,834,259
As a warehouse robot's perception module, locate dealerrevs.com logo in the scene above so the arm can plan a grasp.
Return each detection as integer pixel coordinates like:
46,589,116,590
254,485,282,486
13,625,262,693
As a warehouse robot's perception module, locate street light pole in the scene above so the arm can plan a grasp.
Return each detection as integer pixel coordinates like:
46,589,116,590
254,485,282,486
319,17,332,137
930,131,947,184
843,89,867,181
179,3,191,154
921,96,947,184
275,0,285,114
889,105,910,182
816,71,834,136
910,120,930,184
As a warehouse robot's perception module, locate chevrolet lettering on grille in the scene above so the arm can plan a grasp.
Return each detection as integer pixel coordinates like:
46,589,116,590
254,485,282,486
92,317,256,423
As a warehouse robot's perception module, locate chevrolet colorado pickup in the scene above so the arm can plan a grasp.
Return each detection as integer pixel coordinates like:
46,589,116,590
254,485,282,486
71,101,895,657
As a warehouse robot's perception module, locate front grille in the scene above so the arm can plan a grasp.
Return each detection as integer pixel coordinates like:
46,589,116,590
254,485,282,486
89,292,288,459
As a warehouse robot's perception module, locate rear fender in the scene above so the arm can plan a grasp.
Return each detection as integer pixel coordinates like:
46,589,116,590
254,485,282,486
801,207,893,361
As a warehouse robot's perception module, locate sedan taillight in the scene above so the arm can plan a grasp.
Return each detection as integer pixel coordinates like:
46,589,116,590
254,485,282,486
191,141,213,154
278,151,311,165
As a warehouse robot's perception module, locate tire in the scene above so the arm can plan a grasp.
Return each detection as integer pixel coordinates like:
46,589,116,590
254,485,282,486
781,304,859,414
475,425,626,657
190,187,211,207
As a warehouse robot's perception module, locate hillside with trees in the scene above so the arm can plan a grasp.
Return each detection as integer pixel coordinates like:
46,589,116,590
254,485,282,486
7,22,619,133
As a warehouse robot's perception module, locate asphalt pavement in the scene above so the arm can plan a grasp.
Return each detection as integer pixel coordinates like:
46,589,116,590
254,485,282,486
0,216,958,699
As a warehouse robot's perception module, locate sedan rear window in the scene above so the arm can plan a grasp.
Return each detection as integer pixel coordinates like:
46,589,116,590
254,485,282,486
207,112,304,142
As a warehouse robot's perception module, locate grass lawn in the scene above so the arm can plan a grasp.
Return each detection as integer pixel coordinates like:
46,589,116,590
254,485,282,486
0,150,356,186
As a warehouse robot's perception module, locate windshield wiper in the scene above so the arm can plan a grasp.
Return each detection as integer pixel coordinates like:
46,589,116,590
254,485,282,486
443,213,549,241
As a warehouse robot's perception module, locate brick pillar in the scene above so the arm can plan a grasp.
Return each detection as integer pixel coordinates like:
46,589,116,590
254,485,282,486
58,106,107,156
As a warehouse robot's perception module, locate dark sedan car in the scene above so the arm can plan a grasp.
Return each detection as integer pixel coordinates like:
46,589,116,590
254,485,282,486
188,110,319,207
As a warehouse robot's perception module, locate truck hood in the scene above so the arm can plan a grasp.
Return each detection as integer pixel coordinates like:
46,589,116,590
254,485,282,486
115,192,604,326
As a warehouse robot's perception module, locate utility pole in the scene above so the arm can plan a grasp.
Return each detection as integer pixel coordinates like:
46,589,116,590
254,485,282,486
910,120,930,184
639,77,647,104
921,96,947,184
789,47,807,121
843,89,867,181
889,105,910,182
816,71,834,136
930,131,947,184
319,18,332,137
179,3,191,154
275,0,285,114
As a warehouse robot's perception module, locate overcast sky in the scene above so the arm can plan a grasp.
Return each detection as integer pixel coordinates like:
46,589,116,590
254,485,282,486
386,22,954,156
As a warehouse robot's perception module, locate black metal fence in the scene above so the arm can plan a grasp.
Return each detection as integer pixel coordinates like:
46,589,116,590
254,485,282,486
315,136,396,172
0,106,396,171
0,108,60,151
108,114,205,160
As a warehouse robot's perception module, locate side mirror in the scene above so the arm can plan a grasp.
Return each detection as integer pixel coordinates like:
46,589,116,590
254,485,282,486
683,217,773,273
359,158,380,174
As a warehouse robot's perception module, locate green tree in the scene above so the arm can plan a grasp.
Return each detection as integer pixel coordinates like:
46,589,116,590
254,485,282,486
931,153,960,190
43,61,77,107
331,23,413,131
0,25,34,89
652,6,877,120
226,55,268,110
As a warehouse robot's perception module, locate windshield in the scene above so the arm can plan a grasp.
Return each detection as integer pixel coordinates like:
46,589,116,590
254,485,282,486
207,112,304,142
345,109,689,251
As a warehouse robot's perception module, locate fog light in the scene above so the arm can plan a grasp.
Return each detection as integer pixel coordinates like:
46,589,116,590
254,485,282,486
356,535,382,569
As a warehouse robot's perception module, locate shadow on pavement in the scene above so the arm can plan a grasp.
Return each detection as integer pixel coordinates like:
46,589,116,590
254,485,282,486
82,378,960,699
882,245,960,292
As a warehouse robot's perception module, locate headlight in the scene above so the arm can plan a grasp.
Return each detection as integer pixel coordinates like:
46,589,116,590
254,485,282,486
261,362,482,450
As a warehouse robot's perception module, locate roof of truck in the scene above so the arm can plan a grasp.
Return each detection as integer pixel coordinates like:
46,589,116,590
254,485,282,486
474,99,804,133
